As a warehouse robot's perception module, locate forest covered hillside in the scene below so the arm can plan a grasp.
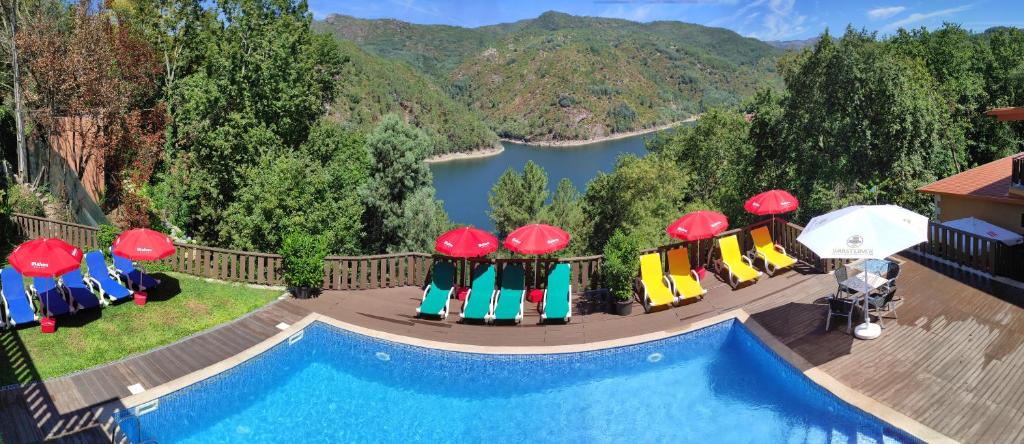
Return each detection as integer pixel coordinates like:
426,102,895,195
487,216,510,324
317,11,783,143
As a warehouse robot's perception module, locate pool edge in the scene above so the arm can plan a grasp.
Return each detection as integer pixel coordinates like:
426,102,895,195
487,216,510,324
113,310,956,444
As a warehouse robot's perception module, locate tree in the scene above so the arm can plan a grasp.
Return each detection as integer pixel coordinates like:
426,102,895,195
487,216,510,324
646,108,753,222
396,187,450,253
361,114,435,252
153,0,344,240
488,160,548,237
583,154,689,251
540,178,588,256
17,0,165,226
748,28,957,219
220,145,366,254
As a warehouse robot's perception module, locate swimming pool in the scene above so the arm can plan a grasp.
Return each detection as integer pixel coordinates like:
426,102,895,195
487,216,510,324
117,319,921,443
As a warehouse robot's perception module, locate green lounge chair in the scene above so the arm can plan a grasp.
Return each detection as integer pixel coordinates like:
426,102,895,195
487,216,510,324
493,264,526,324
541,263,571,323
460,264,496,323
417,262,455,319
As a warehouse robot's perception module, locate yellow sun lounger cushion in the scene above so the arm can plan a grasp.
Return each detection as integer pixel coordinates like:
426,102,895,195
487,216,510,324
639,253,676,312
718,235,762,288
750,226,797,275
666,248,706,300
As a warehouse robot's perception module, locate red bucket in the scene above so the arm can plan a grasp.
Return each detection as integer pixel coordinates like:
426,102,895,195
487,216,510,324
40,317,56,334
134,291,148,306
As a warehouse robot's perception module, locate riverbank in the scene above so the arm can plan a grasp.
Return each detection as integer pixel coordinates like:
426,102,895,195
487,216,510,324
425,143,505,164
500,115,698,147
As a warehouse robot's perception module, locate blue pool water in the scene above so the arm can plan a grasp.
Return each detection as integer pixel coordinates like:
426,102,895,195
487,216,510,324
120,320,920,443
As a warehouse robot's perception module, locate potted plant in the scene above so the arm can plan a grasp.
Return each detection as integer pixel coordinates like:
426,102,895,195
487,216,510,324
602,229,641,316
281,231,328,299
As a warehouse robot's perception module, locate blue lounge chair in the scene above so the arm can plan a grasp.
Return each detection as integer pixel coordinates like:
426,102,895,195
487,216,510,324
541,263,572,323
112,253,160,290
31,277,74,317
460,264,496,323
493,264,526,324
1,267,38,327
85,251,133,303
62,269,103,309
417,262,455,319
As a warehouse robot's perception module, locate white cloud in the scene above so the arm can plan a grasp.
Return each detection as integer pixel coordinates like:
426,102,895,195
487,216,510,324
867,6,906,20
750,0,808,40
884,4,972,30
599,4,655,21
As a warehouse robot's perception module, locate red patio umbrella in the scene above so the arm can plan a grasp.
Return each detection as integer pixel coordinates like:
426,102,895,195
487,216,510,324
113,228,176,261
8,237,83,333
7,237,82,277
744,189,799,216
504,224,570,255
435,227,499,258
665,211,729,277
504,224,570,303
666,211,729,241
745,189,799,238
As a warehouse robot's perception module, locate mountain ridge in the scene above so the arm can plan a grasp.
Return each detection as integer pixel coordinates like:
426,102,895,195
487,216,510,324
317,11,784,145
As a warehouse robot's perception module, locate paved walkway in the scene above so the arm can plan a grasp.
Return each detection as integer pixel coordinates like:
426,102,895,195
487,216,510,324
3,254,1024,442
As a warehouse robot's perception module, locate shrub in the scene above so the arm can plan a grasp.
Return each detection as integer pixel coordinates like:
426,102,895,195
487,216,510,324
97,224,121,253
280,231,328,288
7,185,44,217
601,229,640,301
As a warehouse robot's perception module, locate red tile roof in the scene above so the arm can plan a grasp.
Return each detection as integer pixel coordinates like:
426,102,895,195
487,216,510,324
985,107,1024,121
918,153,1024,205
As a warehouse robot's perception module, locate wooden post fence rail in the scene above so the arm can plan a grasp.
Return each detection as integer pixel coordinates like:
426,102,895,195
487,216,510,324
7,213,1019,288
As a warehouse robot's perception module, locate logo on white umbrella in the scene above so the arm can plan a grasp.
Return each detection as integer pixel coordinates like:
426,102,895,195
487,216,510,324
846,235,864,249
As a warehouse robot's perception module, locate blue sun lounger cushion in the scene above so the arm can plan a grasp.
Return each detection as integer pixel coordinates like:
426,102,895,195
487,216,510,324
1,266,38,327
112,253,160,290
62,269,103,309
85,251,133,302
460,264,496,322
32,277,73,317
541,263,572,323
417,262,455,318
494,264,526,324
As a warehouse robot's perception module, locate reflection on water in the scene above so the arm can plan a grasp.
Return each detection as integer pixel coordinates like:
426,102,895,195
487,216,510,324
430,131,671,230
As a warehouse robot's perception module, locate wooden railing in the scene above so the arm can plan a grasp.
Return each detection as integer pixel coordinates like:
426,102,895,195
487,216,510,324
1013,153,1024,188
912,222,998,275
323,253,433,290
158,243,285,286
10,213,98,250
8,213,1022,289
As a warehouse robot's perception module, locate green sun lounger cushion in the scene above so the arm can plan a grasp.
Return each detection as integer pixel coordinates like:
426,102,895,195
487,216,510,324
494,264,525,322
418,262,454,316
543,263,571,322
462,264,495,321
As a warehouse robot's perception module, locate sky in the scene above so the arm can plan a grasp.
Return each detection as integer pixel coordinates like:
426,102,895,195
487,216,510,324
309,0,1023,41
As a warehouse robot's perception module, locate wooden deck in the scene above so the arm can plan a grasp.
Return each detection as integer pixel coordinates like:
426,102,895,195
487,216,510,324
3,254,1024,442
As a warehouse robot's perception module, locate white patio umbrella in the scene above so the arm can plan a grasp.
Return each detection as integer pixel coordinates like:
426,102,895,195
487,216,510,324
796,205,928,339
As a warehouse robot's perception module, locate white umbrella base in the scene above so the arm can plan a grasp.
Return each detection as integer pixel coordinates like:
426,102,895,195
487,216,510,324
854,322,882,340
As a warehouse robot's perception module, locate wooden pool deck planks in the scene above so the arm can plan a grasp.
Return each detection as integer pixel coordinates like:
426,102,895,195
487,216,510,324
4,255,1024,442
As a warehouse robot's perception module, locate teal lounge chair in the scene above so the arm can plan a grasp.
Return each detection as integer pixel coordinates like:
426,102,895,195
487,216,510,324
417,262,455,319
541,263,572,323
493,264,526,324
460,264,496,323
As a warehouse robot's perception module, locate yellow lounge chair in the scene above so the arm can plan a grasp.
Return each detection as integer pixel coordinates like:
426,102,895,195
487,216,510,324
639,253,676,312
718,235,762,289
750,226,797,276
667,248,707,301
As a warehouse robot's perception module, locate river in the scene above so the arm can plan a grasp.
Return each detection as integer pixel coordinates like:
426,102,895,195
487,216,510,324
430,130,670,230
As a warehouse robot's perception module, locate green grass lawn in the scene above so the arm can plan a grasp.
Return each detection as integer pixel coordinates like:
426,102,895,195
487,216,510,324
0,272,282,386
